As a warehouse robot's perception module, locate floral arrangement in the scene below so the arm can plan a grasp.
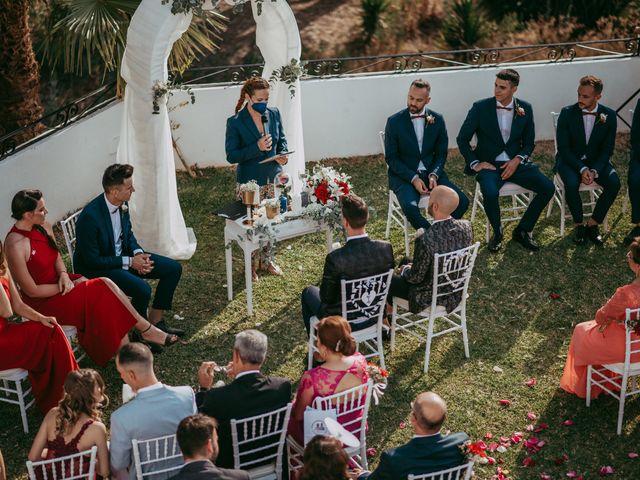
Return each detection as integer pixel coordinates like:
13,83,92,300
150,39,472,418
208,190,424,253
460,440,491,464
366,363,389,405
599,112,608,124
269,58,306,98
303,164,351,206
275,172,291,194
152,79,195,115
239,180,260,193
626,309,640,335
426,113,435,125
515,104,525,117
264,198,279,208
162,0,209,15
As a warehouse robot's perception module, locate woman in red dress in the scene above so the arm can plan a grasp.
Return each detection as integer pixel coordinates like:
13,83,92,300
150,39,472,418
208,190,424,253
5,190,177,368
0,240,77,413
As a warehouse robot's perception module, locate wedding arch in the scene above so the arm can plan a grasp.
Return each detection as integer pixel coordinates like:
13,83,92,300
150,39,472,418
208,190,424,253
117,0,304,260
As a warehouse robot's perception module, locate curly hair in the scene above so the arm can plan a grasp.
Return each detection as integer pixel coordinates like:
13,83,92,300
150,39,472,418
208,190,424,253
300,435,349,480
234,77,270,114
56,369,106,435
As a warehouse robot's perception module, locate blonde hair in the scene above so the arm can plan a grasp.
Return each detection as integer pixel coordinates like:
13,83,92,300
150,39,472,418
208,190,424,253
56,369,106,435
234,77,270,114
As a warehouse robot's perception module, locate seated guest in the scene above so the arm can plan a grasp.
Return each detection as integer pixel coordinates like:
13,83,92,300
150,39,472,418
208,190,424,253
356,392,469,479
300,435,351,480
457,68,554,252
384,79,469,231
0,240,78,414
625,98,640,245
28,369,110,479
560,238,640,398
74,164,184,350
389,186,473,314
5,190,176,369
197,330,291,469
288,316,369,446
225,77,289,278
555,75,620,246
111,343,196,479
301,194,394,335
170,414,249,480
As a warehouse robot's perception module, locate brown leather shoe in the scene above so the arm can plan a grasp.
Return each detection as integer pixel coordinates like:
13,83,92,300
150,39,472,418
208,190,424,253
262,260,283,276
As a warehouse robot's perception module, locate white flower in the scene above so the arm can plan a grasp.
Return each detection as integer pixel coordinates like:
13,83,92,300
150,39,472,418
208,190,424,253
599,113,608,124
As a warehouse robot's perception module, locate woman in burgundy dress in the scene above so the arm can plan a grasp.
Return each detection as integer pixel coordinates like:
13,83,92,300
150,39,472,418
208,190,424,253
5,190,177,368
28,369,110,479
0,240,77,413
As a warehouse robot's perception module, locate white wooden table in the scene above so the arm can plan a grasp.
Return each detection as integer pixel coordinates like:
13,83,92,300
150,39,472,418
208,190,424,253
224,212,334,315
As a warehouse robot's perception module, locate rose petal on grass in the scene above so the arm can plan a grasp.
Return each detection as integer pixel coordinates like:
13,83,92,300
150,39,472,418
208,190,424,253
488,442,499,452
550,292,561,299
526,424,535,431
366,448,376,458
522,457,536,467
527,411,538,420
526,377,538,388
566,472,577,478
534,422,549,432
399,421,407,429
628,452,639,459
493,366,504,373
599,466,615,476
484,432,493,439
540,474,552,480
511,432,523,443
499,399,512,406
563,419,574,426
487,456,496,465
496,445,508,453
555,454,569,465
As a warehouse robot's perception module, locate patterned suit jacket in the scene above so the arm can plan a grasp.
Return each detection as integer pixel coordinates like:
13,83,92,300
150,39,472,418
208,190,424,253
404,219,473,313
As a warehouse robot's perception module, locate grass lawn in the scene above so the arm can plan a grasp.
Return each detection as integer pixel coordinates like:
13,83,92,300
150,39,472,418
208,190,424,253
2,141,639,479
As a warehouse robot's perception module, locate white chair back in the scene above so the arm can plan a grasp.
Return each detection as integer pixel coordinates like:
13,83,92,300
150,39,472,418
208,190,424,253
624,308,640,375
408,461,474,480
230,402,292,479
379,130,386,154
26,446,97,480
131,434,183,480
430,243,480,315
341,270,393,329
551,111,560,154
60,210,82,272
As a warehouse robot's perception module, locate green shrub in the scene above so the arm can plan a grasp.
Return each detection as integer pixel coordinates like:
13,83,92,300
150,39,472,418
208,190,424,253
441,0,494,50
361,0,391,44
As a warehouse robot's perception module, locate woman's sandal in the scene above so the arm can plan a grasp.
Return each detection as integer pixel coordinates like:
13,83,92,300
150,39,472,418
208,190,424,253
141,324,179,348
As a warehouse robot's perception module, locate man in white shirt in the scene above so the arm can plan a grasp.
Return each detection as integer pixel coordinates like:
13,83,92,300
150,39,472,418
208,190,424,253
110,342,197,480
356,392,469,479
457,69,555,252
555,75,620,246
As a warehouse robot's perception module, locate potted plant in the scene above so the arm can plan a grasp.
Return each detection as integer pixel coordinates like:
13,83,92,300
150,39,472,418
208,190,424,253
264,198,280,219
239,180,260,206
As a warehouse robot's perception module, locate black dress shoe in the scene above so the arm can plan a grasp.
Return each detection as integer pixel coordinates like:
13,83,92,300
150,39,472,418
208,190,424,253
573,225,588,245
624,226,640,246
586,224,604,246
512,228,540,251
487,232,503,253
155,320,185,337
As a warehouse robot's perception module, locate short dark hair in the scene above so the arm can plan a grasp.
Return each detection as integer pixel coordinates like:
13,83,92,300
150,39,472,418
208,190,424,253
176,414,218,458
116,342,153,369
496,68,520,87
341,193,368,229
579,75,603,95
102,164,134,192
410,79,431,92
300,435,349,480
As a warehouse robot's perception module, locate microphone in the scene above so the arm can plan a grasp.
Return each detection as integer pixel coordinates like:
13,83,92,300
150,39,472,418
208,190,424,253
261,113,269,137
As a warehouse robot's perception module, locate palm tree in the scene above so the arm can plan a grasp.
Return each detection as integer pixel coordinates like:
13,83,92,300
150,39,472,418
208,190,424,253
0,0,45,141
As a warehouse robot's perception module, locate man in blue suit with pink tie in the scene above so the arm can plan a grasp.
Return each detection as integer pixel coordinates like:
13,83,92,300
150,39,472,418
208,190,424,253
457,69,554,252
384,79,469,232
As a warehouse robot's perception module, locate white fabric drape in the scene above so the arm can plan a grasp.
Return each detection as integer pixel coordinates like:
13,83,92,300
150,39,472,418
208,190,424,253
118,0,197,260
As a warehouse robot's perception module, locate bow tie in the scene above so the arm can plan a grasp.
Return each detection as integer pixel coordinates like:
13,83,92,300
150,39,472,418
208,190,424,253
496,106,513,111
111,205,128,214
411,114,426,120
582,111,597,116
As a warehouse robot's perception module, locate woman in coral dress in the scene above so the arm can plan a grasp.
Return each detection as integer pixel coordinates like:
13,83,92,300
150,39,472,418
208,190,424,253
4,190,177,368
288,316,370,445
560,238,640,398
0,240,78,413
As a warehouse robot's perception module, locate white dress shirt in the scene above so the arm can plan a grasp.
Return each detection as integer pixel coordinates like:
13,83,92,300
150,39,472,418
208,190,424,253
104,194,128,268
495,99,514,162
579,104,599,175
411,107,428,172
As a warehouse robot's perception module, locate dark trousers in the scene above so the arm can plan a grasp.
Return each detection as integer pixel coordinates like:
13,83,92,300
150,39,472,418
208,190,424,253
82,253,182,318
476,163,555,234
301,285,376,336
557,162,621,224
394,172,469,230
388,274,410,303
629,160,640,224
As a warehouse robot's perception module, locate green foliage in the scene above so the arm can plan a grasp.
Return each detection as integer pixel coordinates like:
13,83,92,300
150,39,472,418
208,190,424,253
441,0,494,50
361,0,391,45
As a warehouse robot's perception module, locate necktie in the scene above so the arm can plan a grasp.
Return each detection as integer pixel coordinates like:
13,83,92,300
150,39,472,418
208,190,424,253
582,111,597,116
496,106,512,111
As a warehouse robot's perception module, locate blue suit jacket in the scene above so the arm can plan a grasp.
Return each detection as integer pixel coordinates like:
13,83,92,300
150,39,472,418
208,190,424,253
110,385,197,480
629,99,639,165
74,194,143,274
456,97,535,174
225,106,288,185
384,108,449,191
555,102,617,175
359,432,469,480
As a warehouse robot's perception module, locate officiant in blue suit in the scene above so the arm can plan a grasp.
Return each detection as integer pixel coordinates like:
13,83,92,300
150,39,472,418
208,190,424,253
384,79,469,231
225,77,289,277
457,68,554,253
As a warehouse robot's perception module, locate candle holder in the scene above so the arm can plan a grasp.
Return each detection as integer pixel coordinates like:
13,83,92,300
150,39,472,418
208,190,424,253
240,187,259,225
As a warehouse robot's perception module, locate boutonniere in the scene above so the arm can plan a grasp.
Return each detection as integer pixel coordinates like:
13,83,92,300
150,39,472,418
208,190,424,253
515,105,525,117
120,203,129,214
426,114,435,125
598,113,607,124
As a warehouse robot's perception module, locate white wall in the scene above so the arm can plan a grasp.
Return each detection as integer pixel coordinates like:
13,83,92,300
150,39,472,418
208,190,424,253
1,55,638,235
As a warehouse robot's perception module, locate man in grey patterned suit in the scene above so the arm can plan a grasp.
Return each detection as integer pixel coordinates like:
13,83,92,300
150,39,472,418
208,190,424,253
388,186,473,313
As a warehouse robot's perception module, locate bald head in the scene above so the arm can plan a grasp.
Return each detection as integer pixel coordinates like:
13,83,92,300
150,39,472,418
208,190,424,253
428,186,459,220
412,391,447,434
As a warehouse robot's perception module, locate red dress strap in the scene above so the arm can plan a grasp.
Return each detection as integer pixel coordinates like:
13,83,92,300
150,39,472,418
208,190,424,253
68,419,95,450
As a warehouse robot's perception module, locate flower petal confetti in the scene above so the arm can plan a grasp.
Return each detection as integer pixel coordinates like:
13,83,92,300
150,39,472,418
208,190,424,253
628,452,638,459
526,377,538,388
399,421,407,429
522,457,536,467
527,411,538,420
499,399,512,406
549,292,561,300
555,454,569,465
599,466,615,476
563,419,574,426
366,448,376,458
540,474,552,480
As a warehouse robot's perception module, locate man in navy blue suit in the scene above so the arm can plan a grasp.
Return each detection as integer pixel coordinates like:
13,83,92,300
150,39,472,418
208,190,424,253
74,164,184,346
555,75,620,246
384,79,469,231
356,391,468,480
624,98,640,245
457,69,554,252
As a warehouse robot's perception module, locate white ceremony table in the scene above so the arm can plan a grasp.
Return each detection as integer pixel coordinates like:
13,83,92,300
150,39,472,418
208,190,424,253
224,213,334,315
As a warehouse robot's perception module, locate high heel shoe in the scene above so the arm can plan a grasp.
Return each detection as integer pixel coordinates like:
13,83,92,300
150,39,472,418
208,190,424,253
140,324,179,349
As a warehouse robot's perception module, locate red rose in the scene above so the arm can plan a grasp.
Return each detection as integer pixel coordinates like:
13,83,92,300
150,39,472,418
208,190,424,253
315,181,330,204
338,181,350,195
